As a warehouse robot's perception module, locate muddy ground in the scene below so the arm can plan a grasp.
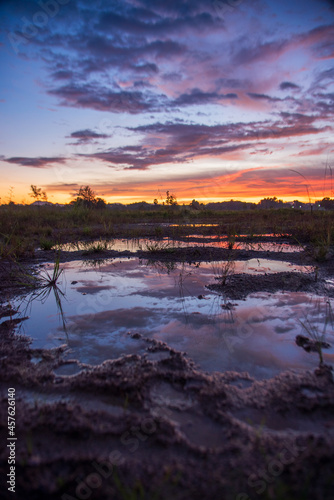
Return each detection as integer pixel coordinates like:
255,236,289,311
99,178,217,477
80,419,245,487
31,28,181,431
1,238,334,499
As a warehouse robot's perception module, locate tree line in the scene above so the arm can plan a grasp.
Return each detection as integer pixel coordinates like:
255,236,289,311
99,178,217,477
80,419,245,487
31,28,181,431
3,186,334,210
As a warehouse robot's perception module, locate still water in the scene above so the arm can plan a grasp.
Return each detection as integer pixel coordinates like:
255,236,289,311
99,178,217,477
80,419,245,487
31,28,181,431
56,237,303,253
12,257,334,379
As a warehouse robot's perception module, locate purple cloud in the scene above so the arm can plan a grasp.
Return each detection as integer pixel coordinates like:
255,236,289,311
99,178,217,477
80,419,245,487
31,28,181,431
279,81,300,91
5,157,66,168
49,83,166,113
68,129,110,144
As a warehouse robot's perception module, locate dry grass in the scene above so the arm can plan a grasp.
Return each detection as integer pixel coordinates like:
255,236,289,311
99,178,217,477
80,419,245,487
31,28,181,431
1,204,334,260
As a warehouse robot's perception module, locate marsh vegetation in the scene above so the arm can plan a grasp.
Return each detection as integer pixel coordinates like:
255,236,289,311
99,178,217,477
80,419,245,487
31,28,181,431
1,203,334,260
1,203,334,500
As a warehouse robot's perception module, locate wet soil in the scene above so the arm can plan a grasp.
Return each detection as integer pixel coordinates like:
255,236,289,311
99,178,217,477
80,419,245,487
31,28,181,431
1,238,334,499
0,314,333,500
207,272,331,300
18,239,334,301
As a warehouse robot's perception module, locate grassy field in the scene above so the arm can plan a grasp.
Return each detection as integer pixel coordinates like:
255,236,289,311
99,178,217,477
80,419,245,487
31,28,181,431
1,204,334,260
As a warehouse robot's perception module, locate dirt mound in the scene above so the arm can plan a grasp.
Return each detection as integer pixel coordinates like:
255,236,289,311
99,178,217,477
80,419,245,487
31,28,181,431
207,271,329,299
0,314,334,500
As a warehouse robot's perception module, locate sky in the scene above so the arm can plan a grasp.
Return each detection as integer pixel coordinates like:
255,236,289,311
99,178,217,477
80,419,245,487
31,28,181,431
0,0,334,205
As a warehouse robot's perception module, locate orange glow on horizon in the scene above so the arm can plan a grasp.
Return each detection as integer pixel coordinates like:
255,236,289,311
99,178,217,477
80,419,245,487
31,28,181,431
1,162,331,206
1,173,330,206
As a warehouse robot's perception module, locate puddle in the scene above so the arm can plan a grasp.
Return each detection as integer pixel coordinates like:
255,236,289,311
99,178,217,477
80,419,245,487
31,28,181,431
232,241,302,252
12,258,333,380
209,258,309,275
56,237,302,254
166,224,220,228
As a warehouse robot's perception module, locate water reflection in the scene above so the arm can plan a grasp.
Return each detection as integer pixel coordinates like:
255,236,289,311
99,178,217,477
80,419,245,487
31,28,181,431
12,257,333,379
56,237,303,254
16,261,68,338
297,298,334,367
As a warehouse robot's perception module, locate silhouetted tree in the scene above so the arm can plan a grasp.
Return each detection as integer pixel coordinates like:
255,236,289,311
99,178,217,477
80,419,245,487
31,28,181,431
190,199,200,210
259,197,283,209
71,185,106,208
165,191,178,206
30,185,47,202
95,197,107,209
319,197,334,210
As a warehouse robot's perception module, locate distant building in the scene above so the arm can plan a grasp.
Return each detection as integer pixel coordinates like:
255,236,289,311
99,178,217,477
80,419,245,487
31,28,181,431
30,201,65,207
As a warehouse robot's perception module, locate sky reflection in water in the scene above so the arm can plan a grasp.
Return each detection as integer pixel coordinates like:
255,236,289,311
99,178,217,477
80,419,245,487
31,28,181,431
58,237,303,254
13,257,334,379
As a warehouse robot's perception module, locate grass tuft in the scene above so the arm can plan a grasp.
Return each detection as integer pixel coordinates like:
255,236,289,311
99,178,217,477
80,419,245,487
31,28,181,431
39,238,55,251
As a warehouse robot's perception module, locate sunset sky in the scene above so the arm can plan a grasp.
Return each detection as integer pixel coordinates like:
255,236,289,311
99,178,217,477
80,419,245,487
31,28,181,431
1,0,334,204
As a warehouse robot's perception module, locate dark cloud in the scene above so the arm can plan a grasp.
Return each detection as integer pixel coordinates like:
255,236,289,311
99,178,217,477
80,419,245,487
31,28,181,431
313,92,334,117
311,40,334,59
51,70,75,81
49,83,166,113
41,39,181,91
84,147,153,170
5,157,66,168
143,39,186,58
279,112,316,124
130,116,326,144
80,111,329,170
30,22,187,90
1,0,333,184
4,0,332,122
231,39,288,66
85,141,252,170
162,72,182,82
70,129,109,139
97,9,216,37
49,82,238,113
172,89,238,106
43,183,80,193
230,24,334,67
133,80,153,88
311,66,334,91
279,81,300,91
247,92,282,102
215,77,250,90
124,0,222,16
132,63,159,73
3,0,229,116
68,129,110,144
